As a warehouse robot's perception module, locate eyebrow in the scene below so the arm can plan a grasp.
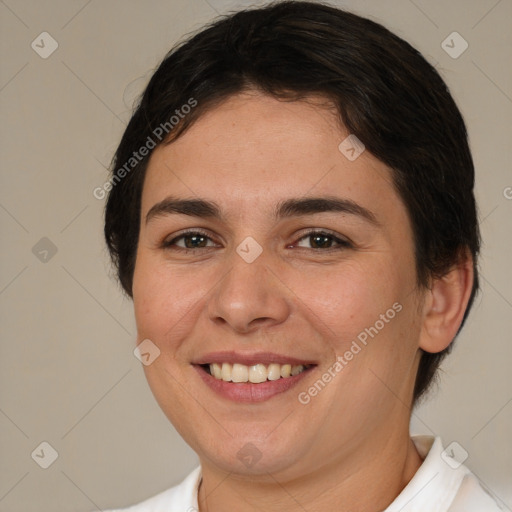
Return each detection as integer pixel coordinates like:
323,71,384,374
145,195,380,226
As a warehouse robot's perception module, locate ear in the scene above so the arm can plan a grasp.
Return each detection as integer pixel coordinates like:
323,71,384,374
419,253,474,354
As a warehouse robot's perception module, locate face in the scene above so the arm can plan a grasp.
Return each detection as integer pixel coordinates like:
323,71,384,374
132,92,424,479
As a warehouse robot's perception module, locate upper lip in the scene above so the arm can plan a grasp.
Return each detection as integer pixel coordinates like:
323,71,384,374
192,351,317,367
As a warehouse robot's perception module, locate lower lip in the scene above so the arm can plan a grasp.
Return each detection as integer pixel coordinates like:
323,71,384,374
193,365,315,403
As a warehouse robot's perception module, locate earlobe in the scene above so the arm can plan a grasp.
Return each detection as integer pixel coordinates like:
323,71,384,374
419,254,474,354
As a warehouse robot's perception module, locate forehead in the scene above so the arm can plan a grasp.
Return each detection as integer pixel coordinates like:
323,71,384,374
142,92,401,222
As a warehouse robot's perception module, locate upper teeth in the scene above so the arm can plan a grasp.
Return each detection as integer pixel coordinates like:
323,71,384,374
209,363,308,383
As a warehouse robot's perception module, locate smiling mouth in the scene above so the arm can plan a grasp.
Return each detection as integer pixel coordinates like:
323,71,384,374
200,362,313,383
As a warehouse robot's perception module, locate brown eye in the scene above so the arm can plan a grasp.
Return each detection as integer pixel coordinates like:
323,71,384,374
295,231,352,250
162,230,217,251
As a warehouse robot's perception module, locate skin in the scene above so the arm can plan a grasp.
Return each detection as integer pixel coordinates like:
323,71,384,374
132,91,473,511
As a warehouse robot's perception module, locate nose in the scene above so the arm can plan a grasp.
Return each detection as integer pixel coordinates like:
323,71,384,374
207,245,292,334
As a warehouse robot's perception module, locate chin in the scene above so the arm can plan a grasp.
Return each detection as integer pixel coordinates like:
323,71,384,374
197,435,307,477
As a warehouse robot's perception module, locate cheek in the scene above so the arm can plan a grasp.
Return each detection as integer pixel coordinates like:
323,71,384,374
133,253,180,341
290,257,408,346
132,252,214,348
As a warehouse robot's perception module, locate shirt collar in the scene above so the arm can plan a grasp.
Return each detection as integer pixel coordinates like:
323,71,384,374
383,435,471,512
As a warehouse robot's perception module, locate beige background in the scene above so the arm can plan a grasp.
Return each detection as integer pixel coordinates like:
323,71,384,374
0,0,511,510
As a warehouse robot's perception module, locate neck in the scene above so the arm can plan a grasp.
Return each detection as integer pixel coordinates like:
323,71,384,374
197,431,423,512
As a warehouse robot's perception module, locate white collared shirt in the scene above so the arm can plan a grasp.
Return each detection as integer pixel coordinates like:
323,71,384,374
103,436,503,511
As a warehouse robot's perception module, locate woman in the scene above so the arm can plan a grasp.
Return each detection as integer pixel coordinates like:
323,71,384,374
102,2,501,510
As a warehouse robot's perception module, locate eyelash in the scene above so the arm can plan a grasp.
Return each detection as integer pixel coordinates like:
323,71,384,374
161,229,352,253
